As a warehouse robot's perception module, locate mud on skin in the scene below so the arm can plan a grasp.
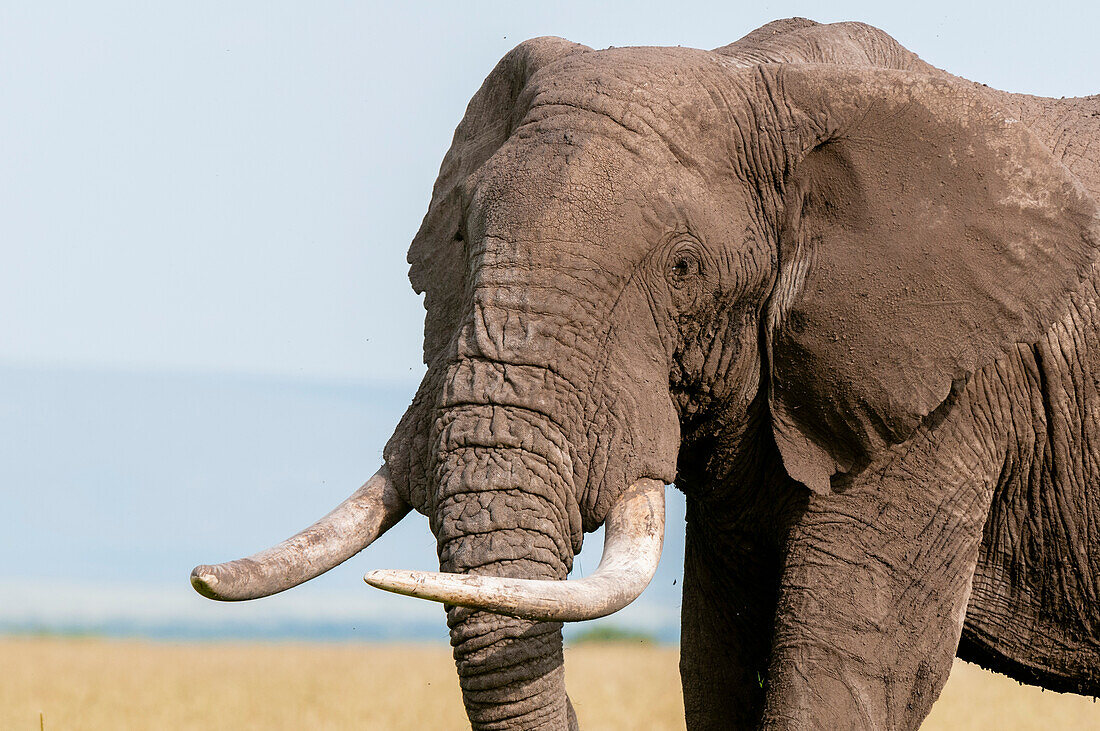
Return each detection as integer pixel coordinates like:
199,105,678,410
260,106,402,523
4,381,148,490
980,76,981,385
192,17,1100,730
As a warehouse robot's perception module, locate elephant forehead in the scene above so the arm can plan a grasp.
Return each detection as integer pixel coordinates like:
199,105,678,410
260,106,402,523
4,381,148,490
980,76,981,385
462,44,756,275
472,135,646,224
517,46,741,170
467,135,683,265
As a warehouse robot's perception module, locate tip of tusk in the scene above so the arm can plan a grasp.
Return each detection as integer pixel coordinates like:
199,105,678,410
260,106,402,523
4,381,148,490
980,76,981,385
363,569,424,596
190,566,222,600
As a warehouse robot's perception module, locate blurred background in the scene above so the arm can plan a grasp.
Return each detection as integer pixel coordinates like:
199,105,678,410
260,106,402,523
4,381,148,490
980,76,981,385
3,2,1099,728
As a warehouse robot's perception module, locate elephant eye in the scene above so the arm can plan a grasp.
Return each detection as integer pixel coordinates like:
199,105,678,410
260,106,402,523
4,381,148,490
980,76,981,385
667,247,703,288
672,257,694,277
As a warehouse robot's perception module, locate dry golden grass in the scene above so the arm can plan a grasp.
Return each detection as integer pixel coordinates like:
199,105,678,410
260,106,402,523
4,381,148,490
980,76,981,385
3,637,1097,729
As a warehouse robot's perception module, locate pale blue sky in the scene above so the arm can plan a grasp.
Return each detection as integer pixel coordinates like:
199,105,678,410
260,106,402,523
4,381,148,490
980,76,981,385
3,1,1098,383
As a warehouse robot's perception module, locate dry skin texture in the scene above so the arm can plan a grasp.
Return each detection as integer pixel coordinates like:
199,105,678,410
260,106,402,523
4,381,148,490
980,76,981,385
4,638,1097,730
185,18,1100,728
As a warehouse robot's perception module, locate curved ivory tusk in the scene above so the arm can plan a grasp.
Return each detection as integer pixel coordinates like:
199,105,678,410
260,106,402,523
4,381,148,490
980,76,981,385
191,467,410,601
363,478,665,622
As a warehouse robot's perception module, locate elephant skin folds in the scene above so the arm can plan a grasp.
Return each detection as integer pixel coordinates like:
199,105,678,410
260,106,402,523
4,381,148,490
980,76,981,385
194,16,1100,731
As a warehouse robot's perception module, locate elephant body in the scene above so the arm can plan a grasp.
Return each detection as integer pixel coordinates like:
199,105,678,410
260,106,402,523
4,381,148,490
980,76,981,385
677,19,1100,727
194,18,1100,730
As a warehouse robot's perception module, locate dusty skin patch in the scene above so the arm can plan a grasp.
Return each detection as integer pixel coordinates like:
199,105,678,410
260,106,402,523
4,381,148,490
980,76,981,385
3,637,1097,730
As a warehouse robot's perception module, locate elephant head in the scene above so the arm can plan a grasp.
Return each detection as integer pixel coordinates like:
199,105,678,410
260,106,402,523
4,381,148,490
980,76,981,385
192,30,1099,730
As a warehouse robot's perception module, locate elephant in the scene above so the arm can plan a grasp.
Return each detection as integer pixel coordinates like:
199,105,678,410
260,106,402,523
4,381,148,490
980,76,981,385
190,17,1100,730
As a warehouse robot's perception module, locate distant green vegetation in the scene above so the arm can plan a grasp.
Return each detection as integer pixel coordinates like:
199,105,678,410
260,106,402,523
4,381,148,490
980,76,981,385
570,626,657,645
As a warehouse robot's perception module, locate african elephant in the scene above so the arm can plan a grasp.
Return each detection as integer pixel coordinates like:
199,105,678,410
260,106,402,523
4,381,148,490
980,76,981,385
191,18,1100,730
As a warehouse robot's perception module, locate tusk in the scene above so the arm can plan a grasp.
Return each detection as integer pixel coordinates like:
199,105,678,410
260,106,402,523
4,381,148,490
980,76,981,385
191,467,410,601
363,478,665,622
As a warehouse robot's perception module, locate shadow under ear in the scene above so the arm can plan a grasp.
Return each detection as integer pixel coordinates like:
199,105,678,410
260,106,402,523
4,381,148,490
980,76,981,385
762,66,1100,494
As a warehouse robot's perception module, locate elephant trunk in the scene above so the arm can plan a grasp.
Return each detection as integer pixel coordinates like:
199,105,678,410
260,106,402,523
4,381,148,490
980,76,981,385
432,401,581,730
446,581,575,730
375,278,678,727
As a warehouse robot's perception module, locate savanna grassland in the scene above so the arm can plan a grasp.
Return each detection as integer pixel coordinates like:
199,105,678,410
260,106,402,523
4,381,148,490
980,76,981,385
4,637,1098,730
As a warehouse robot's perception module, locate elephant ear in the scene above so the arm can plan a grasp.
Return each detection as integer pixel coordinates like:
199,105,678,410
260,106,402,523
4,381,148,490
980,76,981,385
409,37,591,367
763,65,1100,494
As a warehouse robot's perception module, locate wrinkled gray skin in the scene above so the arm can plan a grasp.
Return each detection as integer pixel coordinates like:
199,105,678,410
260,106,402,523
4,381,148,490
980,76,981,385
380,18,1100,729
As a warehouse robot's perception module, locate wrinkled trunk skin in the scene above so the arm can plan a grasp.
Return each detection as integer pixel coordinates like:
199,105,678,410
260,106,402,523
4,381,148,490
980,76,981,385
386,192,678,726
445,590,576,731
432,392,583,730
